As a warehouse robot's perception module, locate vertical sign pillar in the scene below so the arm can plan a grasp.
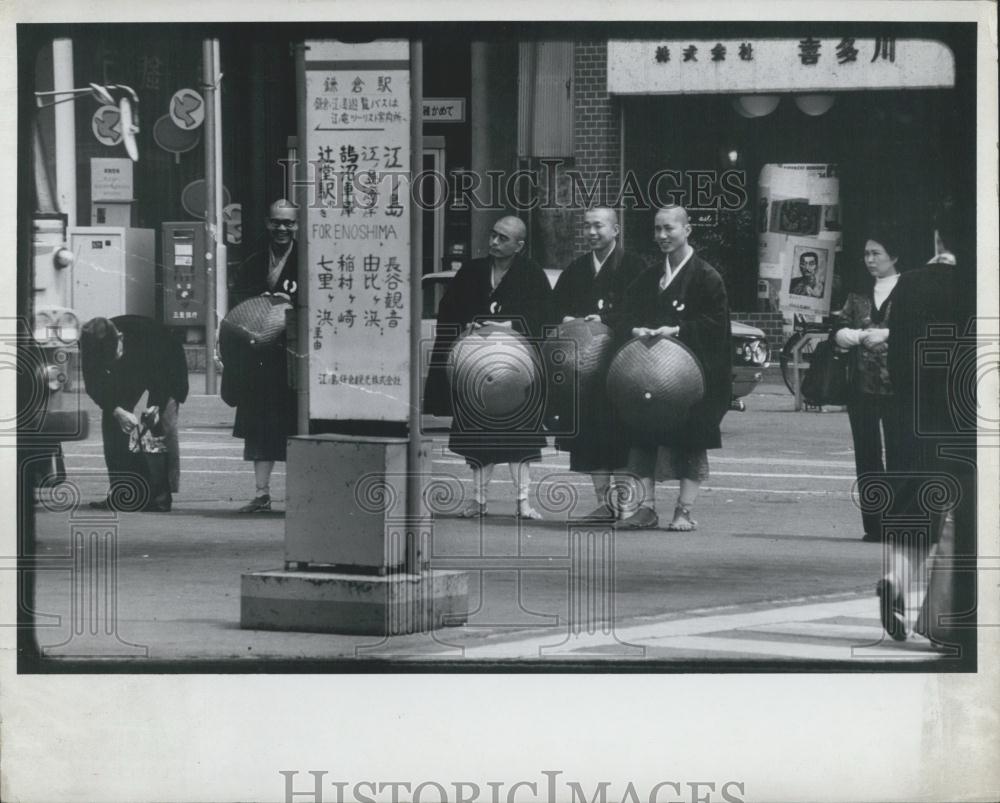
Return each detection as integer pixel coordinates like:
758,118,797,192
242,39,467,637
303,40,412,421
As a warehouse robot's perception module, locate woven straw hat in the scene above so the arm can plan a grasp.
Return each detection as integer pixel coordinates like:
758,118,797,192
220,295,291,353
606,335,705,436
541,318,614,428
447,323,544,431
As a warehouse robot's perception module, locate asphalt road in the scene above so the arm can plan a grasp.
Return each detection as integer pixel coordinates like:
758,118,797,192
27,374,949,667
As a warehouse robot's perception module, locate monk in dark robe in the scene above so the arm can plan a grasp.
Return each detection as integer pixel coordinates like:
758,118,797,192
616,205,732,531
551,207,645,522
223,199,299,513
424,216,553,519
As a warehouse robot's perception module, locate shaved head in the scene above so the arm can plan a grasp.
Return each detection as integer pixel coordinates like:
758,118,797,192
587,207,618,227
497,215,527,241
488,216,527,262
269,199,298,221
583,207,620,256
656,205,689,226
654,205,692,259
267,198,299,246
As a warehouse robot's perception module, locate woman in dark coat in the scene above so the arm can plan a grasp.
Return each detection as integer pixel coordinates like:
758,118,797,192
616,206,731,531
832,227,903,542
423,216,553,519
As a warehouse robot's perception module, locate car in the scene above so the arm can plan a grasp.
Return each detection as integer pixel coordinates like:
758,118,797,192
420,269,769,427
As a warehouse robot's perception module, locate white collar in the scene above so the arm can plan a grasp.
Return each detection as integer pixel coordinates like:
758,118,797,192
592,242,616,274
660,247,694,291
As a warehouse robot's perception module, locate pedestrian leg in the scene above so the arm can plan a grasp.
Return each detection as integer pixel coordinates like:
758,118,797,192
617,447,658,529
459,462,493,518
511,462,540,520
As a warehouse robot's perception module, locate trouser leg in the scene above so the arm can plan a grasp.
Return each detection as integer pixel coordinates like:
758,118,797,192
848,394,885,537
102,409,148,507
471,463,495,504
591,471,611,506
508,462,531,501
161,398,180,493
621,447,656,517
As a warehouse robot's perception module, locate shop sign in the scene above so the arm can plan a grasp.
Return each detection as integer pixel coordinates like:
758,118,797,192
421,97,465,123
91,104,122,146
90,157,134,202
302,39,412,422
608,38,955,94
169,88,205,130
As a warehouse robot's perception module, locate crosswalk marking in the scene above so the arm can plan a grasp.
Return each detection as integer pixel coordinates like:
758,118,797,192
647,635,860,660
436,596,944,662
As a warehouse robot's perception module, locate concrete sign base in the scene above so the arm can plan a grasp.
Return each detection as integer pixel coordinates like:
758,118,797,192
240,568,469,636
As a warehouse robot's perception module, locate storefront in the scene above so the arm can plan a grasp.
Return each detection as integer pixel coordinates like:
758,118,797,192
24,24,977,339
609,35,969,321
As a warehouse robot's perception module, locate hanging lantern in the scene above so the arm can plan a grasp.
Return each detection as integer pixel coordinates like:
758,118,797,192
794,94,836,116
735,95,781,118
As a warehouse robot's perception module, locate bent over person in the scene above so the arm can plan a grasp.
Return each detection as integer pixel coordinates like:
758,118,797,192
552,207,644,522
424,216,553,519
80,315,189,512
616,205,731,530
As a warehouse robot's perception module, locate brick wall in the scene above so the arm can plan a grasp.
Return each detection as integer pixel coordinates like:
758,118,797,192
730,311,785,355
572,41,621,253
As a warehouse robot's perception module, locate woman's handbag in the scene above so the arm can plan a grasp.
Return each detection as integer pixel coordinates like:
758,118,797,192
801,339,850,405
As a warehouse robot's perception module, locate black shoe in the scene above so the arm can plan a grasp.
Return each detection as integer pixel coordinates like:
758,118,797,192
861,532,882,543
571,503,617,523
617,507,659,530
238,494,271,513
876,577,909,641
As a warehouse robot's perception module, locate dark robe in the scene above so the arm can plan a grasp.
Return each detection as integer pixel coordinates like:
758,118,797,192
222,238,298,461
618,253,732,451
887,261,960,465
423,254,554,465
550,246,646,471
81,315,189,503
230,237,299,305
886,258,976,651
82,315,189,412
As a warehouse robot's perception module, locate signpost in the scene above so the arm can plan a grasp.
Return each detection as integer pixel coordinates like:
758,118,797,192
303,40,413,422
240,39,468,637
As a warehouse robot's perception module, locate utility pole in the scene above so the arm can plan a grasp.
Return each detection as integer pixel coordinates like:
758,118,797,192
202,38,222,394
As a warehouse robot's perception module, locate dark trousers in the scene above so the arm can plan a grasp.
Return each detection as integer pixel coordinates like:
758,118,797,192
847,391,901,537
101,398,180,510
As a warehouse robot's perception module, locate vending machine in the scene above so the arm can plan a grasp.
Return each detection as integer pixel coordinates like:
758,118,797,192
162,222,207,334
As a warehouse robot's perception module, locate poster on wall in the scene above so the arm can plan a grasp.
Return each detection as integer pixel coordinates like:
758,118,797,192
757,163,842,322
302,39,412,422
779,237,835,316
